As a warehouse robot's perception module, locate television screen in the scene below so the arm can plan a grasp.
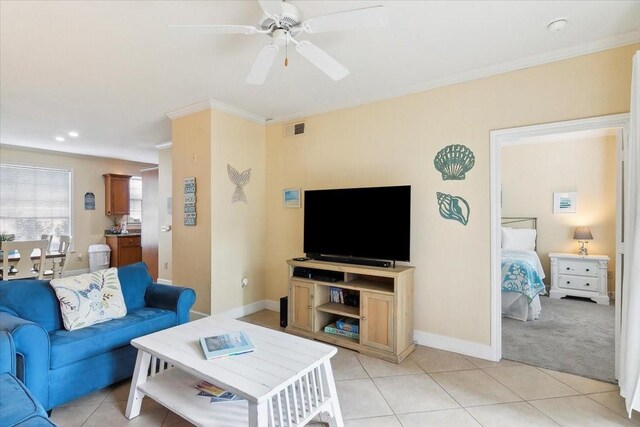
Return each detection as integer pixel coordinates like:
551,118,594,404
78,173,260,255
304,185,411,262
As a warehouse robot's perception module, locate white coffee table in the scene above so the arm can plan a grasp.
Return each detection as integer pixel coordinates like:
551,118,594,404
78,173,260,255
125,315,343,427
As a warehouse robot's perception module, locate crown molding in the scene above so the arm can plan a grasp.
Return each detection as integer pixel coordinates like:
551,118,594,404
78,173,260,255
267,32,640,124
166,99,266,125
155,141,172,150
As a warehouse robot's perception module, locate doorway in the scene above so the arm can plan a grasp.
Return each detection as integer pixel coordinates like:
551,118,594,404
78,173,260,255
490,114,630,381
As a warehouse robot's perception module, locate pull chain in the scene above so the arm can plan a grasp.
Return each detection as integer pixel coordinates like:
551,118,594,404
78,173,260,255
285,36,289,67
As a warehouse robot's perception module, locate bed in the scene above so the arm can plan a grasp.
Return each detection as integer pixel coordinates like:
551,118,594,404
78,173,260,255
501,217,546,321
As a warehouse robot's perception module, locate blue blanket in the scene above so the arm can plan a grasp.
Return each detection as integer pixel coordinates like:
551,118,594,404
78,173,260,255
501,250,546,303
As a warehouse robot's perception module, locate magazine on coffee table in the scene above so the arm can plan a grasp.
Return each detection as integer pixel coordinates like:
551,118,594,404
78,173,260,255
196,381,246,403
199,331,255,360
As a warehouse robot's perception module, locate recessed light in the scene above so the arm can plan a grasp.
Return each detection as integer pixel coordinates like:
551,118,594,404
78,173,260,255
68,131,79,138
547,19,568,32
55,136,65,142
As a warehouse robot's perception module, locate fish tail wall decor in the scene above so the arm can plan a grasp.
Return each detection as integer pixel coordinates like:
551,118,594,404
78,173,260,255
436,192,470,225
227,164,251,204
434,144,475,180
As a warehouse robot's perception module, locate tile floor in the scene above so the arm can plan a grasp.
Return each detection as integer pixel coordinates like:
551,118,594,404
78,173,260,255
51,310,640,427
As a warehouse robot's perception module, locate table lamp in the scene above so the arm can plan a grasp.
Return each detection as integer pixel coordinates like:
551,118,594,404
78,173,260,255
573,226,593,256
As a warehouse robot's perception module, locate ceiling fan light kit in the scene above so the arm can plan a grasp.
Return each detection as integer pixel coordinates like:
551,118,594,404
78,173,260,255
171,0,388,85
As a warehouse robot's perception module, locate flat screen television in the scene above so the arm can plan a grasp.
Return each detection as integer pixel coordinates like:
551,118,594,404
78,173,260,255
304,185,410,262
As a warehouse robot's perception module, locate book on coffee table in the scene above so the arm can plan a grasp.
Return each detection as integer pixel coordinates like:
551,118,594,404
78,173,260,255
199,331,255,360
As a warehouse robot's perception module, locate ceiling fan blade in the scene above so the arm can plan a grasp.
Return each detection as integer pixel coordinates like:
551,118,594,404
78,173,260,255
302,5,388,34
168,24,260,35
258,0,283,17
295,40,349,81
246,44,280,85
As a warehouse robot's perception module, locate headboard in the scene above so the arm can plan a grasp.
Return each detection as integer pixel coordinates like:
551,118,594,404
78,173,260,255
501,217,538,251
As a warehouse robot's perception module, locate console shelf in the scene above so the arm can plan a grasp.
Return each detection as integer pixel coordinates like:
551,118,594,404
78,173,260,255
286,259,416,363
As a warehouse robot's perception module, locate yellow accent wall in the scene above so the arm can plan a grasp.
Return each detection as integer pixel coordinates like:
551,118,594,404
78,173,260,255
501,134,618,292
0,145,154,272
171,109,211,314
158,146,172,282
264,44,638,345
211,110,266,314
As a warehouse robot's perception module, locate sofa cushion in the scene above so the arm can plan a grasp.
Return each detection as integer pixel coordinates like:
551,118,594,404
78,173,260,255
117,262,153,310
0,372,48,426
50,268,127,331
0,280,62,332
48,307,176,369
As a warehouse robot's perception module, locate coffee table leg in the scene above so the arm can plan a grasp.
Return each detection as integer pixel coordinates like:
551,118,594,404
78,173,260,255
248,401,268,427
323,360,344,427
125,350,151,419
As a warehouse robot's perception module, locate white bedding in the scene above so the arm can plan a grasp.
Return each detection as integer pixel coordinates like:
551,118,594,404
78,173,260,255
501,249,546,321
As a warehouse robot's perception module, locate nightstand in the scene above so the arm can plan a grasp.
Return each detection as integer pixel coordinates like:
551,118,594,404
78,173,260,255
548,253,610,305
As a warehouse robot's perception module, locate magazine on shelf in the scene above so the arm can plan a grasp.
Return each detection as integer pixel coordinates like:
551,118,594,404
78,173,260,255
199,331,255,360
195,381,245,403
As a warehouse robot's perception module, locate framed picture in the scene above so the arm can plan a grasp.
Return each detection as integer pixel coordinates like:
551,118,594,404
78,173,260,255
283,188,301,208
553,192,577,214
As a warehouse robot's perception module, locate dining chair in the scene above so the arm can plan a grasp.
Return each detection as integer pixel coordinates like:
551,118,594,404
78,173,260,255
1,240,49,280
40,235,53,252
43,235,73,279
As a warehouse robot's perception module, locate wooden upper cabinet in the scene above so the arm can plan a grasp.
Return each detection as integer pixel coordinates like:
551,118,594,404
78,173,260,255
103,174,131,216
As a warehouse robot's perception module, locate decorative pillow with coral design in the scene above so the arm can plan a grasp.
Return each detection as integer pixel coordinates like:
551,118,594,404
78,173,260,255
50,268,127,331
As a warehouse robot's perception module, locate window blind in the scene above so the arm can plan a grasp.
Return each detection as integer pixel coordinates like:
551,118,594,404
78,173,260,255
0,164,71,243
129,176,142,224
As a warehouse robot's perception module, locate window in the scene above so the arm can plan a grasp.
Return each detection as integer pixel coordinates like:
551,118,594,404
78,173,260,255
129,176,142,224
0,164,72,246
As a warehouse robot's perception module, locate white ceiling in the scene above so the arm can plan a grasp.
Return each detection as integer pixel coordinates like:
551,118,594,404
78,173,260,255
1,1,639,164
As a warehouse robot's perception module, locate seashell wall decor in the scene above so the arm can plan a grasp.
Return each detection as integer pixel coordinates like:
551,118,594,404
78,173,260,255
436,192,470,226
434,144,475,180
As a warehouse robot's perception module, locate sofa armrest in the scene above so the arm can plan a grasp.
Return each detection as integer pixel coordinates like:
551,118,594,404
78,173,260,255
0,331,16,375
145,283,196,325
0,312,50,409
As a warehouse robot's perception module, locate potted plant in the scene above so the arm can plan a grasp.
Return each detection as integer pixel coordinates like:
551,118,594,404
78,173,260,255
0,232,15,250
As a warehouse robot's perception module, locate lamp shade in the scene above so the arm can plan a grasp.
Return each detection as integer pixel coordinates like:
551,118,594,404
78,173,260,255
573,226,593,240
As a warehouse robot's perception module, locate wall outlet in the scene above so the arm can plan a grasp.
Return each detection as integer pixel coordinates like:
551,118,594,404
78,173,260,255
163,262,168,270
241,278,249,288
76,253,82,261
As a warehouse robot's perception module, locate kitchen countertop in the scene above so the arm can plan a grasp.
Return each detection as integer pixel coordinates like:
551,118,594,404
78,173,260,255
104,233,141,237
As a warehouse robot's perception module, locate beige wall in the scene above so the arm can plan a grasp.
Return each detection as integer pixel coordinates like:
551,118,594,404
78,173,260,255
264,44,637,345
158,146,172,282
210,110,266,314
0,145,154,271
171,110,211,314
502,134,617,291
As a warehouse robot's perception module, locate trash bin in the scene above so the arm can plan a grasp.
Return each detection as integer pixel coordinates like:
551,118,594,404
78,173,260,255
88,244,111,272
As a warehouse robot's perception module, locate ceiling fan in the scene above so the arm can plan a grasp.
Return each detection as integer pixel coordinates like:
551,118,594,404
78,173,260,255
170,0,388,85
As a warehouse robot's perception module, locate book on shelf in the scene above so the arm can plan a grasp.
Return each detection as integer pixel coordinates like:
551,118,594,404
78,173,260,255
324,322,359,339
336,317,359,334
199,331,255,360
195,381,245,403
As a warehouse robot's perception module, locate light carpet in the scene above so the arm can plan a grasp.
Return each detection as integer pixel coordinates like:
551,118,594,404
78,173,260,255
502,295,615,383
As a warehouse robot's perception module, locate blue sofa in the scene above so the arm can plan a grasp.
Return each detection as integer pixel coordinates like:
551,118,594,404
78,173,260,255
0,331,55,426
0,262,196,411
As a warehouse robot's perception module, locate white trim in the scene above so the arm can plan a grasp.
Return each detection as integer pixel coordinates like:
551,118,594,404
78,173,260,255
267,35,640,124
264,299,280,312
62,268,89,278
155,142,172,150
156,278,172,285
189,309,209,321
217,300,267,319
413,329,495,361
166,99,266,125
490,113,630,364
140,167,158,172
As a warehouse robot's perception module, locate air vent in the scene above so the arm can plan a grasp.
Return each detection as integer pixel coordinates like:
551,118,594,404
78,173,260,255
283,122,306,137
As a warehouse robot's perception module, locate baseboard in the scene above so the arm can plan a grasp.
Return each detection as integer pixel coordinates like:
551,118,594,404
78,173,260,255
62,269,89,277
156,278,172,285
218,300,267,319
264,299,280,312
413,329,496,361
189,309,209,321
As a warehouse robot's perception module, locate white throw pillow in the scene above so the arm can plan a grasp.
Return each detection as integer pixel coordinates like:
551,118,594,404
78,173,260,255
502,228,537,251
50,268,127,331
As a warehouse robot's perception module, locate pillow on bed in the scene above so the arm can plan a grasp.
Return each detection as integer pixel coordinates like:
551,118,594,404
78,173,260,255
502,228,536,251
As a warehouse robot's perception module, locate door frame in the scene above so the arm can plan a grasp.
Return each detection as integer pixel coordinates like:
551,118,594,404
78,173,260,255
489,113,630,367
